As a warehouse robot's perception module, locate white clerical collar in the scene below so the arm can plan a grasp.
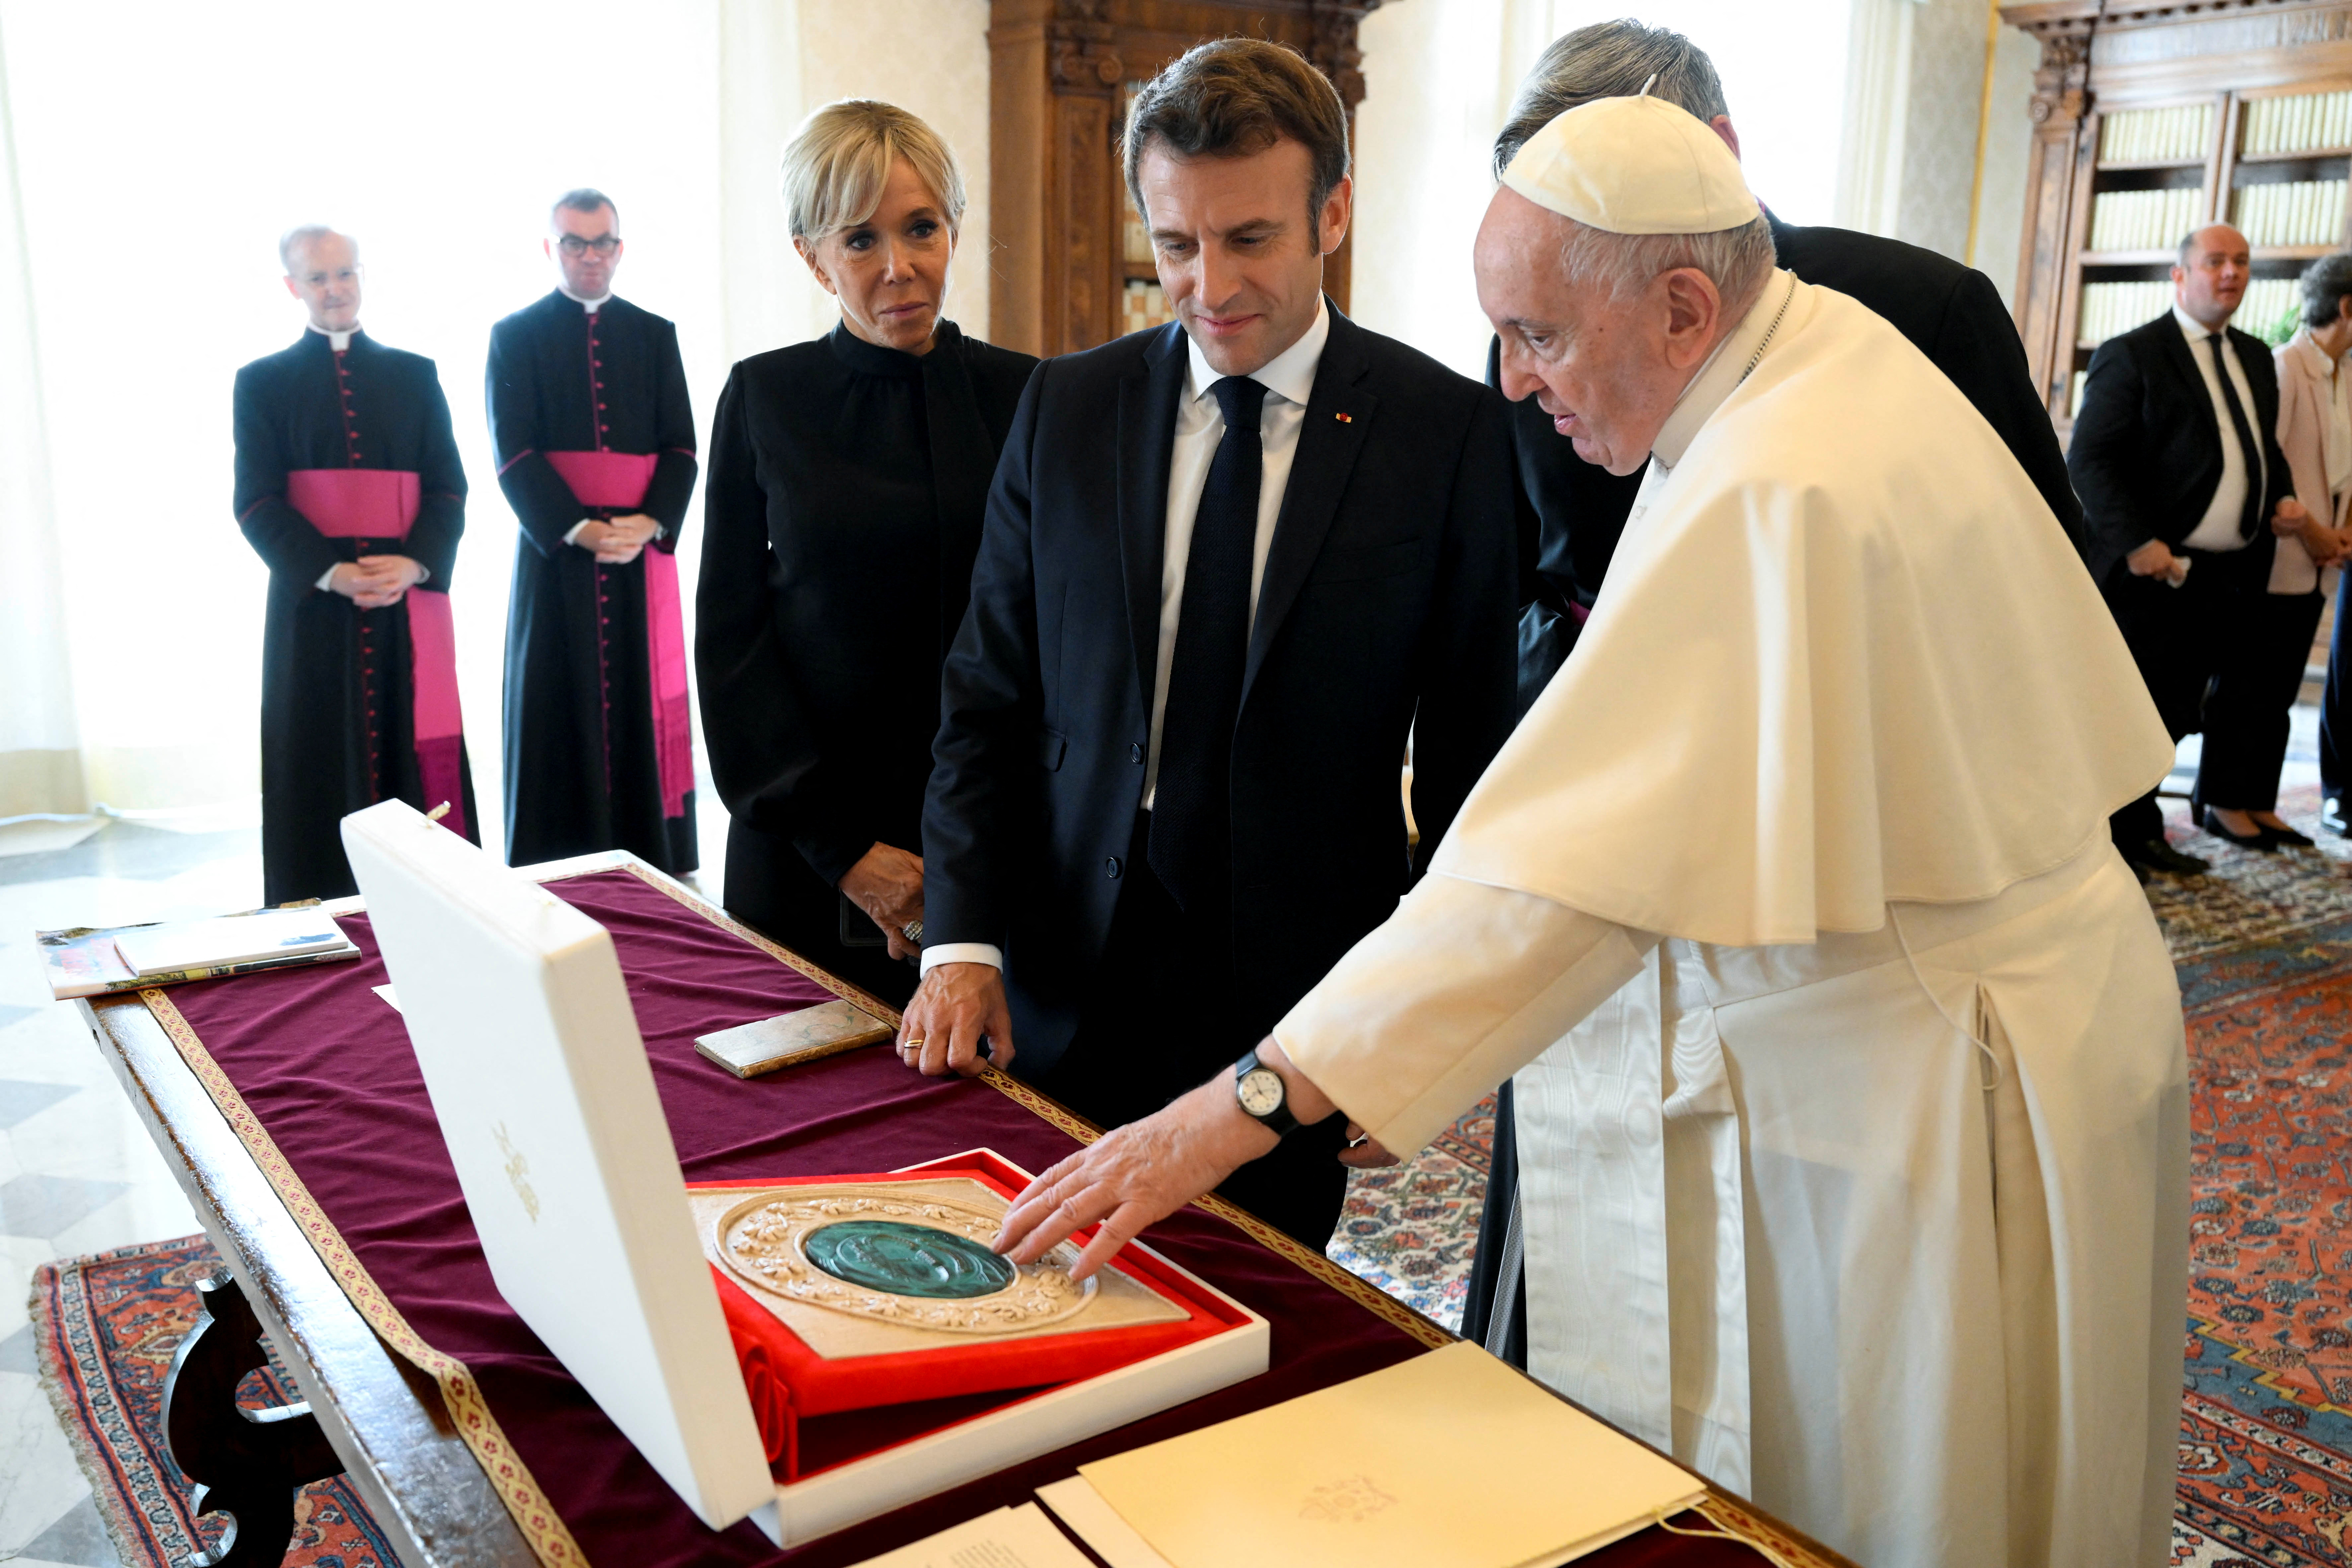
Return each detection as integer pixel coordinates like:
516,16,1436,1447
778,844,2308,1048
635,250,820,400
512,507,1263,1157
1184,297,1329,409
2173,302,2232,344
308,322,358,351
1650,269,1796,472
559,285,612,313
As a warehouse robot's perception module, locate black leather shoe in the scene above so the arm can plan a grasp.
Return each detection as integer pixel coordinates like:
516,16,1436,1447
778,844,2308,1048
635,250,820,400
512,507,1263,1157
2262,819,2316,848
2136,838,2212,876
2323,796,2349,837
2201,807,2277,850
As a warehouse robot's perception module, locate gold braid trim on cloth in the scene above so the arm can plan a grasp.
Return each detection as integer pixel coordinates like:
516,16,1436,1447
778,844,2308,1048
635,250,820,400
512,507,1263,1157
143,857,1845,1568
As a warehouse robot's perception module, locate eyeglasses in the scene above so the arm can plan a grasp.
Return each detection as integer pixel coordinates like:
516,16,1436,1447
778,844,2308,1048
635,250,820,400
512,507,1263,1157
557,236,620,257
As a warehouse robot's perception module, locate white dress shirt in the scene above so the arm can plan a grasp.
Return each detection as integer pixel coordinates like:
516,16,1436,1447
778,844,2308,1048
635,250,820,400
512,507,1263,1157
2174,304,2266,554
921,301,1332,977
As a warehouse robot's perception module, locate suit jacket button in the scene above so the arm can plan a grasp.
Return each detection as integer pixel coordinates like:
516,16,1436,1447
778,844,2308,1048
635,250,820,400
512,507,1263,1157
1129,742,1144,764
1105,856,1122,879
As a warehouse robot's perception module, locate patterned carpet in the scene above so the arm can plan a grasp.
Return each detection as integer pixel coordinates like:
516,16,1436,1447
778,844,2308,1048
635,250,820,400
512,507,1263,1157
29,1235,396,1568
1325,1096,1493,1331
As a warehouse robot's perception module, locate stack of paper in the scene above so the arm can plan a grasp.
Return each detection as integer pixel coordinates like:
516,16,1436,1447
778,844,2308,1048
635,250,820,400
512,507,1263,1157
113,910,354,977
848,1504,1093,1567
1041,1341,1706,1568
40,908,361,999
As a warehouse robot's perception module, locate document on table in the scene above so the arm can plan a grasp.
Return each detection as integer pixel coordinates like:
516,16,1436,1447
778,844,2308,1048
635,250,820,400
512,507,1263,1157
1064,1341,1707,1568
846,1502,1094,1568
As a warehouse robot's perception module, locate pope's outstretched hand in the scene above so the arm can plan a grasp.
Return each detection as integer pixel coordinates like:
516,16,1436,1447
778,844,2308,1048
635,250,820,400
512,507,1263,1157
992,1037,1346,1279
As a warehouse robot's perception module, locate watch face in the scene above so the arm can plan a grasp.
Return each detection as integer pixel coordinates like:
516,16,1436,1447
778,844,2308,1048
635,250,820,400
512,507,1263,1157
1238,1067,1286,1118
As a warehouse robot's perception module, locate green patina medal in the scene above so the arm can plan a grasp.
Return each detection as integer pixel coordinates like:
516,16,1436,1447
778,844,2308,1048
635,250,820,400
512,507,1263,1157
802,1219,1018,1299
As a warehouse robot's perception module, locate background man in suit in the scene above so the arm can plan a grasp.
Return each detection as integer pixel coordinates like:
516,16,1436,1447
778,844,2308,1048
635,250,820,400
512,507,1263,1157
1496,21,2087,713
897,37,1518,1250
2072,222,2316,875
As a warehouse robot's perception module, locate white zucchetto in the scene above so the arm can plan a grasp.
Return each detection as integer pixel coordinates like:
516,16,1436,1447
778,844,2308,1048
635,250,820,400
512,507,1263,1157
1501,92,1760,235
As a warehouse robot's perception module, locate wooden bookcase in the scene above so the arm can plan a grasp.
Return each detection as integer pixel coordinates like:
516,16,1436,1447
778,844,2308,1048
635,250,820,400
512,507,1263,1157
2001,0,2352,439
986,0,1382,359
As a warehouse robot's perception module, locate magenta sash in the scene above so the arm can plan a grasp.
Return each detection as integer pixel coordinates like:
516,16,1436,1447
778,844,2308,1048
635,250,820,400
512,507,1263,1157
545,451,692,819
284,469,469,840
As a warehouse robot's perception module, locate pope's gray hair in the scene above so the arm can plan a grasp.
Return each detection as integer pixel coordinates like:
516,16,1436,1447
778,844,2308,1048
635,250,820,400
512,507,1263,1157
279,224,354,273
1555,211,1776,314
1495,20,1730,178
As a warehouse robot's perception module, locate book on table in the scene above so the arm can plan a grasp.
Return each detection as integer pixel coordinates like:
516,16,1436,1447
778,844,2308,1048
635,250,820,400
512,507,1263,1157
342,799,1267,1549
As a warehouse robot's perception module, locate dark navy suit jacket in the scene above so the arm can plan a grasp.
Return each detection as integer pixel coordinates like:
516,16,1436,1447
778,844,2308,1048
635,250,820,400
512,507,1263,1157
923,305,1520,1070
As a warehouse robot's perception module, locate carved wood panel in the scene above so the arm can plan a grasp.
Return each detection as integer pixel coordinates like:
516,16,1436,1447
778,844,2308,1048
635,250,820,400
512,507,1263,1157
990,0,1382,358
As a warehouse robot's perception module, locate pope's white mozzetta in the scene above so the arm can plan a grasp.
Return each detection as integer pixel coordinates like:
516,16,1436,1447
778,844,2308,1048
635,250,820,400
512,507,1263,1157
1274,95,2187,1568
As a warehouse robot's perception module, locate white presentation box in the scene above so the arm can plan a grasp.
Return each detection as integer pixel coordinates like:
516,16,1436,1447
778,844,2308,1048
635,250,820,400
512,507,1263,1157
342,800,1268,1547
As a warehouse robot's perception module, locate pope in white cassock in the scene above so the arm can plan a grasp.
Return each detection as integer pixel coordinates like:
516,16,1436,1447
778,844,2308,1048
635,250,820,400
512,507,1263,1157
993,92,2188,1568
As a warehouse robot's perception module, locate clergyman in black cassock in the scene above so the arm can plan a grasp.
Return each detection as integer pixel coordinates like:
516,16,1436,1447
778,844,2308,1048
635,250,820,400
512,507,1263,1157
697,318,1035,1004
489,194,700,874
233,234,477,906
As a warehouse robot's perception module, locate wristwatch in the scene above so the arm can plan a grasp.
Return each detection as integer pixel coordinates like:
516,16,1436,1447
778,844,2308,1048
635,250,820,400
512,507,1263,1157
1233,1048,1299,1138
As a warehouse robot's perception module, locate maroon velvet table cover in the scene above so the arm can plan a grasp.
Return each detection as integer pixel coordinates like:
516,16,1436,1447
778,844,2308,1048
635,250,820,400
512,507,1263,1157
157,868,1783,1568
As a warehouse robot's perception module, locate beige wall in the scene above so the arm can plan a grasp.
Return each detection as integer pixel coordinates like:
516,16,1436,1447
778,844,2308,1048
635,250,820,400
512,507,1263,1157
722,0,993,366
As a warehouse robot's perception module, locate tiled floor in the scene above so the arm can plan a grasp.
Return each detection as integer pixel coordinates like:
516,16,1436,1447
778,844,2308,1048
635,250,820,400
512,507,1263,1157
0,835,212,1568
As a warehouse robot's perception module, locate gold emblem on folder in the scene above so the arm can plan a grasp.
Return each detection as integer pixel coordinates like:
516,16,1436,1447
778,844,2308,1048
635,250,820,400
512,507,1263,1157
493,1122,540,1222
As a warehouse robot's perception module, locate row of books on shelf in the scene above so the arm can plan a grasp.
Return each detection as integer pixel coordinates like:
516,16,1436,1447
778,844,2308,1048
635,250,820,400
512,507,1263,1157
2232,179,2348,249
1122,278,1177,338
2244,90,2352,157
2099,104,2212,165
2087,186,2205,254
1122,207,1152,266
2077,276,2303,353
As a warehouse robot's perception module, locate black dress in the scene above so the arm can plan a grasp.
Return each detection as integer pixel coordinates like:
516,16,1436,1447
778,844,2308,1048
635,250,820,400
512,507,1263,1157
232,330,478,905
697,320,1036,1003
488,290,700,874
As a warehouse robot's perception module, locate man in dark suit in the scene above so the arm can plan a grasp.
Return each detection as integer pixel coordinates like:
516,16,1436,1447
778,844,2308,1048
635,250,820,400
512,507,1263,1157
897,38,1518,1250
2071,222,2314,874
1493,20,2087,712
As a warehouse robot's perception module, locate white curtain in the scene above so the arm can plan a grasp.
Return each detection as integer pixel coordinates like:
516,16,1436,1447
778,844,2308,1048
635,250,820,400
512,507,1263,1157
0,12,83,818
0,0,992,844
1837,0,1917,237
1351,0,1859,378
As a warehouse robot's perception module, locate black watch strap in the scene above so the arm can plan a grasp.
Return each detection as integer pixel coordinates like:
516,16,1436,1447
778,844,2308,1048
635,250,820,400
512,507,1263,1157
1234,1047,1300,1138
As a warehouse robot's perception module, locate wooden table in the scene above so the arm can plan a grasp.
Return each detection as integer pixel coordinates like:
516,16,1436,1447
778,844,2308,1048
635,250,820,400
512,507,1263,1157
77,851,1855,1568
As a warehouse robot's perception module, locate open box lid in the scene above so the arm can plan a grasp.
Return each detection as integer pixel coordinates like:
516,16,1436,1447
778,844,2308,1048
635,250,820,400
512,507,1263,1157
343,800,777,1530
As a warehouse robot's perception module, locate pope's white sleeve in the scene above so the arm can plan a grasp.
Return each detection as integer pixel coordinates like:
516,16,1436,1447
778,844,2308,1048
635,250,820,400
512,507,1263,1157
1273,872,1657,1156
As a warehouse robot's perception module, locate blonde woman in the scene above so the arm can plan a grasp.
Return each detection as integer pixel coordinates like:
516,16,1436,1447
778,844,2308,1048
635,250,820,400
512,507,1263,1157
697,101,1036,1002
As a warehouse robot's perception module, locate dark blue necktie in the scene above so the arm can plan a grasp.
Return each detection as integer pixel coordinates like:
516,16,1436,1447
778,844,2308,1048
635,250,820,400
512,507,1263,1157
1148,375,1268,914
2206,333,2266,541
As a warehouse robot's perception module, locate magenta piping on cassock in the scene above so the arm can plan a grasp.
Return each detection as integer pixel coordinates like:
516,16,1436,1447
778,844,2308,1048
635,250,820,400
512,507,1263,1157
284,468,470,840
543,450,693,819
